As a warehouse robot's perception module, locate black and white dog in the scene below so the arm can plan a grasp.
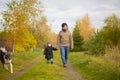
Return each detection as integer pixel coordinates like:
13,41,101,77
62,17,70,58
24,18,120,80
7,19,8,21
0,47,13,73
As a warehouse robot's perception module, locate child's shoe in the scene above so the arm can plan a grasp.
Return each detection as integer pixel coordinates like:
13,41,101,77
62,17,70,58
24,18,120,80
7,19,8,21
51,61,53,64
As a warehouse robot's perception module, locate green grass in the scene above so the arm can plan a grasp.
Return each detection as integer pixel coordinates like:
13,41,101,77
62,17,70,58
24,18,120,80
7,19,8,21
15,51,68,80
0,49,42,80
2,50,119,80
69,52,120,80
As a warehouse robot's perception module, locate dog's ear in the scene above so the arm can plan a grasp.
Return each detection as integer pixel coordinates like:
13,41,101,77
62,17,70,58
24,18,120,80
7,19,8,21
0,48,7,53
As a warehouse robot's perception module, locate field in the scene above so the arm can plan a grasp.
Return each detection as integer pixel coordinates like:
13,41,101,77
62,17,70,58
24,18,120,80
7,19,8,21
69,52,120,80
0,50,120,80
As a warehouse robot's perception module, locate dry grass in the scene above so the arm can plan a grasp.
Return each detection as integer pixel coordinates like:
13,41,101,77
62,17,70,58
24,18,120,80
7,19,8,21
69,51,120,80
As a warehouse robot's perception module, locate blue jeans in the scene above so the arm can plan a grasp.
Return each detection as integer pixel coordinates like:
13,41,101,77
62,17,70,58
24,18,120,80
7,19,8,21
60,46,69,65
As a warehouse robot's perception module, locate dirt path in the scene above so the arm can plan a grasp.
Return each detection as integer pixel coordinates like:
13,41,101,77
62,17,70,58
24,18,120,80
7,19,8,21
66,63,83,80
5,56,43,80
5,57,83,80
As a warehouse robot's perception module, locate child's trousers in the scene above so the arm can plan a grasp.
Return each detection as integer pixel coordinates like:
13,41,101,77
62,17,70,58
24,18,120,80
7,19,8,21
47,58,53,64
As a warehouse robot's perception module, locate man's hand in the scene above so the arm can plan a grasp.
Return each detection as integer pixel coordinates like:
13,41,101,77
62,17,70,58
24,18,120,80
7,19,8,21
70,46,73,50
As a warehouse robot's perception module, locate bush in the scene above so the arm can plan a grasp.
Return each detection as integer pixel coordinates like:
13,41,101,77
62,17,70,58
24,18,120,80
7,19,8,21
84,31,106,55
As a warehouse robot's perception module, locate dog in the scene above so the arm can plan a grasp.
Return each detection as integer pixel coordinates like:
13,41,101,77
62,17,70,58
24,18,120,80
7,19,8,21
0,47,13,73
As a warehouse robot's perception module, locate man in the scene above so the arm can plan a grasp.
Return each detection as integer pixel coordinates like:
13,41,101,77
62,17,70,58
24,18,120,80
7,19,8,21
57,23,73,67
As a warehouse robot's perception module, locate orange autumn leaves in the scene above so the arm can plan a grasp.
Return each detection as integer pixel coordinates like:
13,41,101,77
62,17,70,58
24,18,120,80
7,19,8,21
76,14,95,42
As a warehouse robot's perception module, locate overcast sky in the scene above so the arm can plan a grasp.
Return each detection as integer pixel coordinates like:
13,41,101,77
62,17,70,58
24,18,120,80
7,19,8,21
0,0,120,33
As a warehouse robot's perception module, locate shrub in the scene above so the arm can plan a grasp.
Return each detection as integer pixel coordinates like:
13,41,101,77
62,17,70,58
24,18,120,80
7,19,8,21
84,31,106,55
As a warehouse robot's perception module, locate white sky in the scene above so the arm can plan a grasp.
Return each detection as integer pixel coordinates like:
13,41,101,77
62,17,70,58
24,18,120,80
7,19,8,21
0,0,120,33
41,0,120,33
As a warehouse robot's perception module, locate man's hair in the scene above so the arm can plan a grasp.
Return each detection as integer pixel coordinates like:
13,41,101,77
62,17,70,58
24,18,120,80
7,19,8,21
62,23,68,27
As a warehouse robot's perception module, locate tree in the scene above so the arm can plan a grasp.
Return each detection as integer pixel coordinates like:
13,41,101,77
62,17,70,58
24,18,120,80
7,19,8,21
32,16,51,48
84,31,105,55
50,33,57,46
100,14,120,50
72,21,84,51
1,0,43,52
80,14,95,41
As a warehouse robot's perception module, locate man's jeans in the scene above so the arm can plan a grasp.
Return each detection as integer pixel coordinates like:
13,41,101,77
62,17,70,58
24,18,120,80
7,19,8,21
60,46,69,65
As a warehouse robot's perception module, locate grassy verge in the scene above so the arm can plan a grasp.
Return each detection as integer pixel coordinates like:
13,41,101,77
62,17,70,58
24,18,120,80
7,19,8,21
69,52,120,80
0,49,42,80
15,51,69,80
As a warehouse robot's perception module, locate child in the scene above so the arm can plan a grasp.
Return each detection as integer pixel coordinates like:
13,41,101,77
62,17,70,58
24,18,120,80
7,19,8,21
43,42,57,64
